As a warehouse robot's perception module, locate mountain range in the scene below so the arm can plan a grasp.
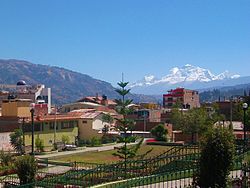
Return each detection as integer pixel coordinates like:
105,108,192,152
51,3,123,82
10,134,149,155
129,64,250,94
1,59,250,104
0,59,159,104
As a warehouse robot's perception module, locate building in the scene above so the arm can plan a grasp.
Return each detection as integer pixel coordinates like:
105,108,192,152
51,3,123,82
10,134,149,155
22,114,78,151
77,95,117,109
0,101,115,151
163,88,200,109
68,109,113,140
0,98,78,151
0,81,51,113
60,102,102,113
127,109,162,123
214,121,245,140
215,100,242,121
139,103,161,110
1,99,32,117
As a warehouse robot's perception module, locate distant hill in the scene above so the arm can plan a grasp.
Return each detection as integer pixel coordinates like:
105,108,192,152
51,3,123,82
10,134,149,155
0,59,159,104
200,83,250,102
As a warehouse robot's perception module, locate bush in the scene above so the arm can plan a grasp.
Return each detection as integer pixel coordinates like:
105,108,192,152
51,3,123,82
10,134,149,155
101,135,111,144
151,124,168,141
62,135,70,145
101,134,118,144
14,155,37,185
90,137,101,147
10,129,24,155
0,150,13,166
196,128,235,188
35,137,44,153
78,139,91,147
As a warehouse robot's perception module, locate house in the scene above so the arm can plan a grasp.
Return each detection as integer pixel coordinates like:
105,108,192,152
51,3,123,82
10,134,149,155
60,102,102,113
0,98,78,151
68,109,115,140
214,121,246,139
22,114,78,151
163,88,200,109
77,95,117,109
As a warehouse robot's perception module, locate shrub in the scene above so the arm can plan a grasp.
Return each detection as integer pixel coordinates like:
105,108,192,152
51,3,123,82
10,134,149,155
0,150,13,166
101,134,118,144
14,155,37,185
35,137,44,153
151,124,168,141
196,128,235,188
10,129,24,155
62,135,70,145
90,137,101,147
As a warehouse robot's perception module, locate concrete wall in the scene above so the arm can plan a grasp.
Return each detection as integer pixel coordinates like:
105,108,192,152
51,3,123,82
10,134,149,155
0,132,13,151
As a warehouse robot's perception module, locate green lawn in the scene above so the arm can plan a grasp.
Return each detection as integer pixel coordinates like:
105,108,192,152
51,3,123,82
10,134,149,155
50,144,172,164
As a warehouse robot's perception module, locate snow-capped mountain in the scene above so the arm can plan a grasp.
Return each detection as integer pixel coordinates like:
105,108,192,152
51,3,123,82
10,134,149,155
129,64,243,94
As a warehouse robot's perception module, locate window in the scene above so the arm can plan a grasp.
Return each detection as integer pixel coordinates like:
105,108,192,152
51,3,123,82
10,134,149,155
49,122,58,130
82,120,87,124
34,123,41,131
61,121,75,129
23,123,41,132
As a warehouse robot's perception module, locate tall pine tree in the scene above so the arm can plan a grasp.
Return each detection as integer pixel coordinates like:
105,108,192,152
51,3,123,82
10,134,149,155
113,81,143,176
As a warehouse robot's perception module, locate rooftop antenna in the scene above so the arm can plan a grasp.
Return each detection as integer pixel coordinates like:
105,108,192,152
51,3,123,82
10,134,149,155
122,72,124,82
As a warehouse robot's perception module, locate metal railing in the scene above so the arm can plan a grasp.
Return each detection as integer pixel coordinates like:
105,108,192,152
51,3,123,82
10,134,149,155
3,142,250,188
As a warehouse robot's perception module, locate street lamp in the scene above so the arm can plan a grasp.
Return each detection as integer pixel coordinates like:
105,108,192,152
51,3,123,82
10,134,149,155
243,103,248,145
30,103,35,155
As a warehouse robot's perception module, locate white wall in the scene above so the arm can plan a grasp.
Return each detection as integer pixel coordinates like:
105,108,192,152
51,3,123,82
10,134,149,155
0,132,13,151
92,118,104,131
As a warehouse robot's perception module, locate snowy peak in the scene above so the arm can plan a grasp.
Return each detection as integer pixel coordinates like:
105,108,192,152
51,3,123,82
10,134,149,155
130,65,240,88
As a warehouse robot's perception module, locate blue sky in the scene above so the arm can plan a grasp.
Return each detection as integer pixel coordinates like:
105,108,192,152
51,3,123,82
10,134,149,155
0,0,249,85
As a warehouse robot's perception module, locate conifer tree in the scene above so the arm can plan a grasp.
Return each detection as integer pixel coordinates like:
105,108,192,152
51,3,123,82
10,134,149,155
113,81,143,175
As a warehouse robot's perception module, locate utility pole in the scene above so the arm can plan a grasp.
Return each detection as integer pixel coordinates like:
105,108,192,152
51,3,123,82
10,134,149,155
54,106,57,146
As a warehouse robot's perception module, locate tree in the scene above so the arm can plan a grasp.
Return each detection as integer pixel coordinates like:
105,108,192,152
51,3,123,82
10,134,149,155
10,129,24,154
196,127,235,188
170,107,183,129
170,107,213,143
15,155,37,185
113,81,143,170
151,124,168,141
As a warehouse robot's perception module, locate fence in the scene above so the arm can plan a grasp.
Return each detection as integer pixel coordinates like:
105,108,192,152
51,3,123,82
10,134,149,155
2,143,250,188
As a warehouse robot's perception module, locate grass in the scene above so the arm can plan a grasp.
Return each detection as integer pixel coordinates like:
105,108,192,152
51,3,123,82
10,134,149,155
50,144,172,163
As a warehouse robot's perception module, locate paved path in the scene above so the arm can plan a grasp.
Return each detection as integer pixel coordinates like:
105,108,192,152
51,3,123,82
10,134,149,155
35,142,138,174
36,142,136,159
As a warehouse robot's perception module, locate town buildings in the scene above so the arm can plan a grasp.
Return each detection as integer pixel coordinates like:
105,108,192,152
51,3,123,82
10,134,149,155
163,88,200,109
0,81,51,113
